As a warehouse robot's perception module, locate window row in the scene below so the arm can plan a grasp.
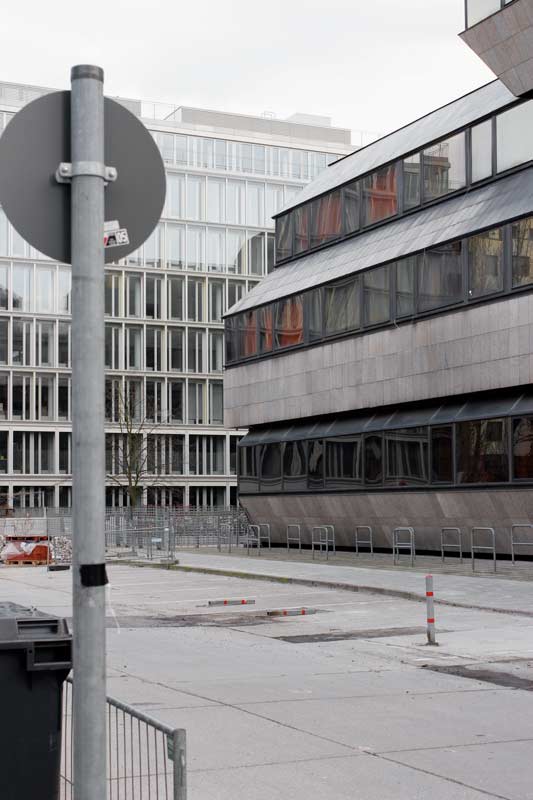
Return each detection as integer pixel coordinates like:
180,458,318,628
104,324,224,374
0,318,71,367
105,377,223,426
275,97,533,263
465,0,513,28
226,216,533,364
151,131,339,181
0,431,241,477
0,260,70,313
239,415,533,493
122,223,275,276
162,175,303,229
106,271,259,321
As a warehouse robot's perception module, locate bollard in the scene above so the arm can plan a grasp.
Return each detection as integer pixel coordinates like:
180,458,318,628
425,574,437,645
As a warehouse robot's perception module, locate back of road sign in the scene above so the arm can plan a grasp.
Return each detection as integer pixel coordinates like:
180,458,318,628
0,91,166,264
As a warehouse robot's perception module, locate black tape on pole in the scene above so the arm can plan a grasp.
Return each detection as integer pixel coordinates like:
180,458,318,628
80,564,109,587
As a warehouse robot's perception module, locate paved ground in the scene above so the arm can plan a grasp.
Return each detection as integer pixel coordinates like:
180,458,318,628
1,557,533,799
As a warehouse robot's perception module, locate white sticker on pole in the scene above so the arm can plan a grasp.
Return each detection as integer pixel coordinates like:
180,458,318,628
104,220,120,232
104,228,129,248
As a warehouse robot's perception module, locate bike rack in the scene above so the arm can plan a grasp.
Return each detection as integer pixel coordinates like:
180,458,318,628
470,527,496,572
510,524,533,565
354,526,373,555
286,524,302,551
440,527,463,563
311,526,335,559
392,527,416,566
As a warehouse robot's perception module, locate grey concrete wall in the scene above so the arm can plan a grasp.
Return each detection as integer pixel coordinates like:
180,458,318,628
240,487,533,554
225,292,533,429
461,0,533,96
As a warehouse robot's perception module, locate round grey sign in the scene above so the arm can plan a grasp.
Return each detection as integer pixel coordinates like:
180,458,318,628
0,91,166,264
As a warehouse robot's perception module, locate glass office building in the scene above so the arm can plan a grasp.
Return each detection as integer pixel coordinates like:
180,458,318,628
225,69,533,553
0,82,352,508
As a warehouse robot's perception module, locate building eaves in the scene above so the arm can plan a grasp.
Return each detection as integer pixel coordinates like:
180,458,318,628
228,166,533,315
277,80,515,216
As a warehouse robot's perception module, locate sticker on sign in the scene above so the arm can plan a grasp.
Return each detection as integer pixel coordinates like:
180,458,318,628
104,228,129,248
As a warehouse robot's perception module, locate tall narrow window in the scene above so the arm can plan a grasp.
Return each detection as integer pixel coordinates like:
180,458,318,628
187,277,204,321
187,329,204,372
418,242,463,311
363,266,390,326
186,175,205,220
168,328,184,371
168,380,184,423
403,154,420,209
310,190,342,248
423,133,466,202
166,223,185,269
343,181,360,234
188,381,204,424
168,277,183,320
227,229,246,274
248,232,265,276
275,213,293,262
324,277,359,336
207,177,225,223
471,120,492,183
58,268,71,313
209,381,224,425
362,165,398,226
186,226,205,271
274,295,303,348
456,419,508,483
167,174,185,217
12,263,33,311
497,101,533,173
364,435,383,485
512,217,533,288
385,428,428,486
208,280,224,322
396,258,416,317
207,228,225,272
210,331,224,372
468,228,504,298
293,205,310,254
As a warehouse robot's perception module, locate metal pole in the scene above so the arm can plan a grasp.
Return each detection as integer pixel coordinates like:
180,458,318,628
71,64,107,800
172,729,187,800
425,574,437,646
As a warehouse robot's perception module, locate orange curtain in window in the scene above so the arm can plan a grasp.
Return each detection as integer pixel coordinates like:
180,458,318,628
277,297,303,348
366,166,398,224
316,192,342,244
242,311,257,357
260,307,273,351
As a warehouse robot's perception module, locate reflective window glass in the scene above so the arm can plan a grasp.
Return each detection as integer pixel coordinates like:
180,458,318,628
324,276,359,335
363,266,390,326
307,289,323,342
294,205,310,254
248,232,265,276
396,258,416,317
423,133,466,202
457,419,508,483
326,437,362,489
468,228,504,298
310,190,342,248
512,217,533,288
259,443,281,491
418,242,463,311
471,120,493,183
497,101,533,173
308,440,324,489
58,268,71,313
167,223,185,269
227,180,245,225
283,441,307,491
246,182,265,227
513,417,533,479
364,435,383,485
186,226,205,271
431,426,453,483
167,174,185,217
187,176,205,221
207,177,225,223
265,184,284,227
403,153,421,209
0,264,8,309
207,228,225,273
385,427,428,486
242,310,257,358
13,263,33,311
466,0,500,26
258,306,274,353
274,295,304,349
275,213,293,262
239,447,258,493
343,181,360,234
362,164,398,226
227,229,246,274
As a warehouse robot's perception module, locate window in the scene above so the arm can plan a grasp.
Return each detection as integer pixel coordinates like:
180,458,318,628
209,381,224,424
512,217,533,288
209,280,224,322
310,190,342,248
0,210,8,257
230,436,240,475
0,319,7,365
497,101,533,173
167,328,183,371
146,379,163,422
423,133,466,202
155,132,175,164
266,184,284,227
187,328,204,372
403,153,421,209
0,375,7,420
275,213,293,262
248,232,265,276
36,321,54,367
385,427,428,486
259,443,282,491
105,324,121,370
283,441,307,491
363,266,390,326
239,446,258,492
12,319,32,365
418,242,463,311
186,226,205,271
146,327,163,371
188,137,214,169
12,263,33,311
456,419,508,483
166,223,185,269
513,417,533,479
0,431,7,472
362,164,398,226
188,381,204,424
364,435,383,485
12,374,32,420
466,0,501,27
168,277,183,320
246,182,265,228
258,306,274,353
471,120,493,183
227,229,246,274
274,295,303,348
144,227,161,268
227,180,245,225
126,274,142,317
207,228,225,273
396,258,416,317
469,228,504,298
58,322,70,367
207,177,225,223
167,174,185,217
186,175,205,220
431,426,453,483
105,272,121,316
324,276,359,336
187,277,204,321
35,375,53,420
307,289,323,342
58,376,71,420
228,280,245,309
145,276,162,319
294,205,310,254
343,181,360,234
0,264,7,310
126,379,143,421
307,440,324,489
267,233,275,273
326,437,362,488
104,378,120,422
210,331,224,372
241,310,257,358
168,380,184,423
126,326,142,369
58,268,71,313
13,432,54,474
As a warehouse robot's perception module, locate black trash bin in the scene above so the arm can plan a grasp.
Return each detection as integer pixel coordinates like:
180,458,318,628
0,602,72,800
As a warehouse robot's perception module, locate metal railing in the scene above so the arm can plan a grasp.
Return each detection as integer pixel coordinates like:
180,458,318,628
61,677,187,799
286,524,302,552
441,527,463,563
311,525,335,559
354,526,373,555
393,527,416,566
511,524,533,564
471,527,497,572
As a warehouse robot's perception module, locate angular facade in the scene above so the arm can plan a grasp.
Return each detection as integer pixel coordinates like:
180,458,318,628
0,81,351,508
225,74,533,553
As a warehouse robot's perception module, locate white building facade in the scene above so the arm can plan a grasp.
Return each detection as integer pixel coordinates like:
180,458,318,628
0,82,352,508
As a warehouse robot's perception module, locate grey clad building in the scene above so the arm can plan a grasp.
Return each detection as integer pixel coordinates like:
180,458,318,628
0,81,351,508
225,1,533,552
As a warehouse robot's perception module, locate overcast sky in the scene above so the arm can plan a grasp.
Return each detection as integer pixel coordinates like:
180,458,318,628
2,0,493,144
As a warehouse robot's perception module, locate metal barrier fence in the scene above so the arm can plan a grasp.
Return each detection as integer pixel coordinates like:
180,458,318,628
61,677,187,799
